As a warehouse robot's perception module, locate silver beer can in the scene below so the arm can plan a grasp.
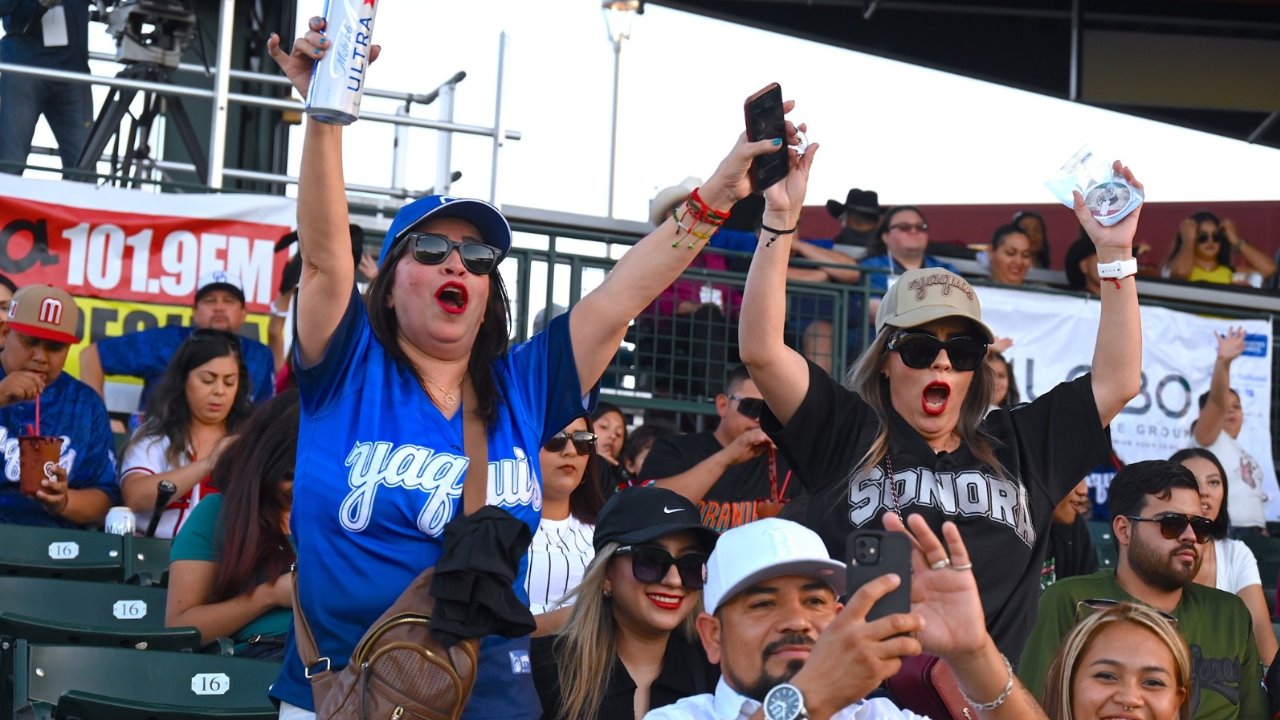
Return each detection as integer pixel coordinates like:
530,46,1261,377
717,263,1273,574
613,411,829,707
105,506,136,536
305,0,379,125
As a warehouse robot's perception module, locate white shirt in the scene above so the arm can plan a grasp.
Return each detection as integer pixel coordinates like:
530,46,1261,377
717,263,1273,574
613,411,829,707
1214,537,1264,594
118,434,203,539
524,514,595,614
643,678,930,720
1200,430,1268,529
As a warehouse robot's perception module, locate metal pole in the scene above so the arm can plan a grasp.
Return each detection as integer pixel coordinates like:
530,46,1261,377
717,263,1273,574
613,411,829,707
607,37,621,218
436,81,456,196
1068,0,1080,101
208,0,237,189
489,32,509,205
392,103,409,191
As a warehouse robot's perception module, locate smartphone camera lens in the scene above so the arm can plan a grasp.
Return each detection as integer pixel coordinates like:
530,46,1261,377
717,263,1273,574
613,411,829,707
854,537,880,564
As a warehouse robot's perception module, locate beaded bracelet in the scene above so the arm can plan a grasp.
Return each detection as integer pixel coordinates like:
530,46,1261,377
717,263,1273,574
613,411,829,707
959,653,1014,711
671,197,723,248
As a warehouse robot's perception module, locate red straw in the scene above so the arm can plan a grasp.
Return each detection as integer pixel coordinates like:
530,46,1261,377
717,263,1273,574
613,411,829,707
34,394,40,436
768,446,778,502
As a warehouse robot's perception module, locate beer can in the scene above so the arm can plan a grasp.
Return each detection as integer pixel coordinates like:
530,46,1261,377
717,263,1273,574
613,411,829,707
105,506,136,536
306,0,379,125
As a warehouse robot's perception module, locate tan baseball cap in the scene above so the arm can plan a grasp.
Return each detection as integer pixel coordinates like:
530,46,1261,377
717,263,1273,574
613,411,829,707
875,268,994,342
7,285,81,345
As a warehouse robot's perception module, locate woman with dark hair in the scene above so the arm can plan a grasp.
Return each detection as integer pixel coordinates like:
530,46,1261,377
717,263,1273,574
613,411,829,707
1169,446,1277,663
1012,210,1051,269
986,224,1036,287
858,205,958,317
1165,211,1275,285
118,329,252,538
527,416,604,618
592,402,627,489
267,24,810,720
165,390,299,658
986,351,1020,411
740,156,1146,659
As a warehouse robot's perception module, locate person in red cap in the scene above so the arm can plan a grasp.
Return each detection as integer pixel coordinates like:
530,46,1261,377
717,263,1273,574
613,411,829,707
0,285,118,527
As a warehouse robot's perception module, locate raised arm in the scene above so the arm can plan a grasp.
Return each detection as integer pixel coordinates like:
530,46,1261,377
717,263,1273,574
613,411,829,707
1166,219,1197,280
1223,219,1277,279
267,21,379,366
1084,162,1144,427
1193,327,1243,447
77,344,106,398
737,126,820,425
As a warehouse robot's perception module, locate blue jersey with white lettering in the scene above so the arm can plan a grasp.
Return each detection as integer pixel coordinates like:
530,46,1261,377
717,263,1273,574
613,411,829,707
271,288,592,715
96,325,276,407
0,370,120,527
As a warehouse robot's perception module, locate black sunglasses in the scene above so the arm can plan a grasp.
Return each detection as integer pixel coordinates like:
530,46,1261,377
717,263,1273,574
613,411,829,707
1125,513,1212,544
614,545,709,589
1196,231,1224,245
404,232,500,275
544,431,596,455
188,328,241,350
1075,598,1178,625
730,395,765,420
886,331,988,372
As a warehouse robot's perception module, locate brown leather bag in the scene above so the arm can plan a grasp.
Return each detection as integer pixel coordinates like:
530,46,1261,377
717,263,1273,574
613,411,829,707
290,382,488,720
885,654,978,720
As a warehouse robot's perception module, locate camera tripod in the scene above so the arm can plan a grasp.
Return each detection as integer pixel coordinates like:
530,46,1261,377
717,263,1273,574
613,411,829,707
75,62,207,187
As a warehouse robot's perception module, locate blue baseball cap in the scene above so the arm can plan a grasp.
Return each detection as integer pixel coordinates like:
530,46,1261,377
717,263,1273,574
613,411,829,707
378,195,513,266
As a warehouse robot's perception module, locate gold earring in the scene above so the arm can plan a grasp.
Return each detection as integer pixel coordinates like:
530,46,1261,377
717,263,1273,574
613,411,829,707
603,587,613,599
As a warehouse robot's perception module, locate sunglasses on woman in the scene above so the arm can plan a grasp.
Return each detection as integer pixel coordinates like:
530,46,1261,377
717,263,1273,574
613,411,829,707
188,328,242,350
614,545,709,589
543,431,596,455
404,232,500,275
886,331,988,372
1124,513,1213,544
889,222,928,234
1075,598,1178,625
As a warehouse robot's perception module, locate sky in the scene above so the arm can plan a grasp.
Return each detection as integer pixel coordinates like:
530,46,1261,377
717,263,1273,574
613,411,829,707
15,0,1280,219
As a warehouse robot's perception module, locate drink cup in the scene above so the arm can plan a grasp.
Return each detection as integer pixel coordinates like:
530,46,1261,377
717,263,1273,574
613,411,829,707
19,436,62,497
755,500,785,519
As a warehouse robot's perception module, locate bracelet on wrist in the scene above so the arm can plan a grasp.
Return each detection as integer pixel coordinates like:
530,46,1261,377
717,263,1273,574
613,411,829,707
761,223,797,248
960,653,1015,711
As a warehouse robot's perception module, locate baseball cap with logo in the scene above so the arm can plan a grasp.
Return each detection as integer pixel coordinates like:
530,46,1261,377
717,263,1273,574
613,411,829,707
195,271,245,304
7,285,81,345
379,195,512,266
592,486,719,554
875,267,995,342
703,518,847,615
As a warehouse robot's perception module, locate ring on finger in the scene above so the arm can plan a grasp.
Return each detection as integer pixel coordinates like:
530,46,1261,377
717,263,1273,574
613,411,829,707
951,562,974,572
929,558,951,571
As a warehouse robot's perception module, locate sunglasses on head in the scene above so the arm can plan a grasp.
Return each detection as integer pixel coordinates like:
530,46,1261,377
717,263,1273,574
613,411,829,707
543,431,596,455
188,328,241,349
1074,598,1178,625
889,222,928,234
404,232,500,275
614,545,709,589
1125,512,1212,544
730,395,765,420
886,331,988,372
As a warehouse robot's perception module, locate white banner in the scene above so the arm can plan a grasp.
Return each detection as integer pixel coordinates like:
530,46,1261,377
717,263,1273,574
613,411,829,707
980,286,1280,521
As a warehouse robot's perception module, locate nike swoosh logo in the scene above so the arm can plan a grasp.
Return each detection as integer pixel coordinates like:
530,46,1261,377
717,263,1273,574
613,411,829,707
663,506,683,514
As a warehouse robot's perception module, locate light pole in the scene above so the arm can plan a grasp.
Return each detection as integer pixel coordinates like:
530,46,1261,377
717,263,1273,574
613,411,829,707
602,0,641,218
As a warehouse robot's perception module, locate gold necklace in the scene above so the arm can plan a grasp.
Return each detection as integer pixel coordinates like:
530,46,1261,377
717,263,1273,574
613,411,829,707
420,376,459,407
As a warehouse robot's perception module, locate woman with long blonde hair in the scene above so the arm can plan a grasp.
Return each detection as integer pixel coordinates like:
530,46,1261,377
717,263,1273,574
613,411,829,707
532,487,718,720
1042,602,1191,720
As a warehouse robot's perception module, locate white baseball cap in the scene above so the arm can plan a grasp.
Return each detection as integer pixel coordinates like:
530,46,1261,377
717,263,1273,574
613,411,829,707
703,518,847,615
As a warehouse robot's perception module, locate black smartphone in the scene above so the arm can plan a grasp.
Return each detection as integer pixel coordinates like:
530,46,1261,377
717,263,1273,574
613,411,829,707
845,530,912,622
743,82,788,192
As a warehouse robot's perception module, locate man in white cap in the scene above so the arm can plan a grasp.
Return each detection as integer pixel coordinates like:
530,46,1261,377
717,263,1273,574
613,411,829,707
646,517,1044,720
78,271,276,407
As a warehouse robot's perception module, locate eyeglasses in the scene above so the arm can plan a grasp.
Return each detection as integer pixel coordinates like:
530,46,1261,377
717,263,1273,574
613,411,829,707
404,232,500,275
889,222,929,234
886,332,988,372
1075,598,1178,625
1196,232,1223,245
1124,513,1213,544
730,395,765,420
188,328,241,350
543,431,596,455
614,545,709,589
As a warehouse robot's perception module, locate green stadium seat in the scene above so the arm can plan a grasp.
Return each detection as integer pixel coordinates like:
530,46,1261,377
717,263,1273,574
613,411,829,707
1239,535,1280,593
11,641,279,720
1086,520,1117,568
0,526,123,582
0,577,201,651
122,536,171,587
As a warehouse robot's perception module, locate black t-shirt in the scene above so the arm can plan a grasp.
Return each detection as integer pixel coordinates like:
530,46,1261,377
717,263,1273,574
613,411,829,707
530,631,717,720
762,360,1110,659
638,431,800,531
1041,515,1100,590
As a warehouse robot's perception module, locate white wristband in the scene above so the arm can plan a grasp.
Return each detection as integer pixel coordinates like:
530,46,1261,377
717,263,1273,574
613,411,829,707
1097,257,1138,279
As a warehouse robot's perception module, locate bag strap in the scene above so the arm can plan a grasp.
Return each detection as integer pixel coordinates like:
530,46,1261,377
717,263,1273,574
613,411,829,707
291,374,489,673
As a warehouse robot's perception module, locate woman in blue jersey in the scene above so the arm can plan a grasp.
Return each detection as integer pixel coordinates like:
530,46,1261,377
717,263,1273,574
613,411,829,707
267,20,816,720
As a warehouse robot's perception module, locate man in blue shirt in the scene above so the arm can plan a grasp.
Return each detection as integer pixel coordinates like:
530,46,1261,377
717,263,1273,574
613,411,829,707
79,271,276,407
0,284,118,527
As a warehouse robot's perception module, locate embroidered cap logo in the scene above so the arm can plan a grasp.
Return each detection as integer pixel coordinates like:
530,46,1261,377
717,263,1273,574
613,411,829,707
38,298,63,326
909,273,975,302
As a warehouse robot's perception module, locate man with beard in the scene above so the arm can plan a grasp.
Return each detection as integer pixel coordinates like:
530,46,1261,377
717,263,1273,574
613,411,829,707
646,518,1046,720
1019,460,1265,719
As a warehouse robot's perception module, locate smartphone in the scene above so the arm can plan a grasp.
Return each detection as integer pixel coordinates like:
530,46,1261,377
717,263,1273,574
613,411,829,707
743,83,788,192
845,530,913,622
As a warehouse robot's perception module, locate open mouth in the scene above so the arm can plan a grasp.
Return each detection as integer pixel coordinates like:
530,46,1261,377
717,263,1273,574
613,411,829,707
435,282,469,315
646,592,684,611
921,381,951,416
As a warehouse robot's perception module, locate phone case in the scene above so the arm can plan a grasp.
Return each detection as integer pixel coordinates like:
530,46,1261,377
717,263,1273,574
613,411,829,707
845,530,913,622
743,83,788,192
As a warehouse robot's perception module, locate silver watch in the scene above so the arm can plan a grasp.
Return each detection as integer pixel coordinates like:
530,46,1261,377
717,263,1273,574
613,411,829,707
763,683,808,720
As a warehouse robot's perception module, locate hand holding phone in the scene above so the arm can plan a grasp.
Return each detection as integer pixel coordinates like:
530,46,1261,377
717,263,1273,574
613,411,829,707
845,530,912,622
744,83,789,192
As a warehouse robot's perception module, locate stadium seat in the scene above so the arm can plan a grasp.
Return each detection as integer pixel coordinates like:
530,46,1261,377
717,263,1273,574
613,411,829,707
1239,535,1280,598
0,577,201,651
122,536,171,587
10,641,279,720
0,526,123,582
1086,520,1117,568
